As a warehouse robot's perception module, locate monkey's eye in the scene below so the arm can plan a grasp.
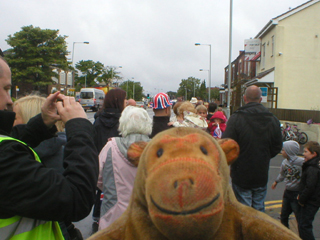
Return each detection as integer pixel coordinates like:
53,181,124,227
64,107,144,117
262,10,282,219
157,148,164,157
200,146,208,155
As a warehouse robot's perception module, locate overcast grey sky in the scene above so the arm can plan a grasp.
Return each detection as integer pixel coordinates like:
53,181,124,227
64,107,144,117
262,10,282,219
1,0,307,96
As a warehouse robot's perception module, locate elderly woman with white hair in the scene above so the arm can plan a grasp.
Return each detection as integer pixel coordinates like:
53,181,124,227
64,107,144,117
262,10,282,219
97,106,152,230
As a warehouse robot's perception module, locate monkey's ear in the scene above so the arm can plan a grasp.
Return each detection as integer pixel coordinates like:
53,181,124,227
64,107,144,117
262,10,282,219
217,138,239,165
127,141,148,167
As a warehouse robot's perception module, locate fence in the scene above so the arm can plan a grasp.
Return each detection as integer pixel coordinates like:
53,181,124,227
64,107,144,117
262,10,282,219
231,107,320,123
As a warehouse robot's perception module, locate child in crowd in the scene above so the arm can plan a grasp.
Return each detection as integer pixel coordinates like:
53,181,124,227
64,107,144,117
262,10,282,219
298,141,320,240
217,107,228,122
196,104,208,122
207,102,218,120
271,140,304,229
171,101,183,123
168,101,207,130
208,111,227,138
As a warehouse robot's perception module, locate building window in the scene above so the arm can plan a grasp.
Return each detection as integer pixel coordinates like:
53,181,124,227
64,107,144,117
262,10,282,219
262,43,266,69
271,35,275,57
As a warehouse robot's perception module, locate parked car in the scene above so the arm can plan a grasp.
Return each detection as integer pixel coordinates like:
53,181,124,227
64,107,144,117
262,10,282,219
136,101,147,109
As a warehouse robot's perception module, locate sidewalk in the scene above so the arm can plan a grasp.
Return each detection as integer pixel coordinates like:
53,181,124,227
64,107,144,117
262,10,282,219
266,207,320,239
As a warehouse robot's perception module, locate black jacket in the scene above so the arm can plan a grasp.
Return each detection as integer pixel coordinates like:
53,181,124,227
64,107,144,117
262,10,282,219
222,102,283,188
299,157,320,206
93,108,121,153
12,124,67,174
0,111,99,222
150,116,172,138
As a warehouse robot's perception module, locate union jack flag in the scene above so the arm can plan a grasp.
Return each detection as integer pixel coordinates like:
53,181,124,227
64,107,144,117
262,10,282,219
153,93,172,110
213,124,222,139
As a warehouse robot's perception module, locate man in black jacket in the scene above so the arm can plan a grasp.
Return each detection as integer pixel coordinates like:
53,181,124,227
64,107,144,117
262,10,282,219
222,85,282,212
0,56,99,238
150,92,172,138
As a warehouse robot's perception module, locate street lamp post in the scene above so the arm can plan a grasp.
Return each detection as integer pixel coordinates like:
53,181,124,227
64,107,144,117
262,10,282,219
227,0,233,119
71,41,89,89
133,82,135,100
72,42,89,68
195,43,211,102
126,80,129,94
199,69,209,101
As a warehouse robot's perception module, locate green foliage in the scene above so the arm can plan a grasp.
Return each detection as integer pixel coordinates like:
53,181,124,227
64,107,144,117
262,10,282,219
176,77,201,101
75,62,122,88
198,80,207,101
75,60,104,87
5,25,69,89
211,88,220,101
119,80,144,101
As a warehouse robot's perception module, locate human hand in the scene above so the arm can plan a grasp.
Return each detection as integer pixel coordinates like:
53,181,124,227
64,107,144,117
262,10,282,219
57,96,87,124
41,92,64,128
271,181,277,189
168,122,174,126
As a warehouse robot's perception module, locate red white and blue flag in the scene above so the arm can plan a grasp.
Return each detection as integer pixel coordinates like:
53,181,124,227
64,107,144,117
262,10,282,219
153,93,171,110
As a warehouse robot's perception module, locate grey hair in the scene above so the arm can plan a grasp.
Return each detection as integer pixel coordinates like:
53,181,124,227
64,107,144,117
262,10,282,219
118,106,152,137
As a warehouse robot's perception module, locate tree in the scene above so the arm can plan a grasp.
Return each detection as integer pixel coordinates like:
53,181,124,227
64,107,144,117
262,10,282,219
119,80,144,101
5,25,69,90
102,66,122,86
211,88,220,101
75,60,106,87
198,80,207,101
177,77,201,101
75,63,122,88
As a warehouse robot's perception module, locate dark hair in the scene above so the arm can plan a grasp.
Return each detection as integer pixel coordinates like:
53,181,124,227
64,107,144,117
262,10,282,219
102,88,126,111
208,102,218,112
304,141,320,157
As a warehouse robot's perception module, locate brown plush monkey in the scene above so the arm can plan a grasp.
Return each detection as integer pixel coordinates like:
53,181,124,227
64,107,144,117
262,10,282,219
89,127,300,240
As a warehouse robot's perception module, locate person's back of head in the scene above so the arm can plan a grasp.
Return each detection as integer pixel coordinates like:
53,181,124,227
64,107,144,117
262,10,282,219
13,95,46,125
208,102,218,113
102,88,127,111
127,99,136,106
244,85,262,104
282,140,300,160
118,106,152,137
173,101,183,117
178,101,196,117
153,92,172,117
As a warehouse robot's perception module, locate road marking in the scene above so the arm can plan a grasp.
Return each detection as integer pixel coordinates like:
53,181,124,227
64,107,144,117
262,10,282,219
266,200,282,204
265,200,282,209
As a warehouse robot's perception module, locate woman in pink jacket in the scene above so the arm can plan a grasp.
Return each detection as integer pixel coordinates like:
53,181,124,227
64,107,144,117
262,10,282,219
97,106,152,230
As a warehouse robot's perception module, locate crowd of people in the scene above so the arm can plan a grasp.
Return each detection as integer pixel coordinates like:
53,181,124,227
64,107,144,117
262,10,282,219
0,54,320,240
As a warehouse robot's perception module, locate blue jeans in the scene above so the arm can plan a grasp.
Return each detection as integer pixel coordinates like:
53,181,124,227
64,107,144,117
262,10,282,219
280,190,301,229
299,203,319,240
232,182,267,212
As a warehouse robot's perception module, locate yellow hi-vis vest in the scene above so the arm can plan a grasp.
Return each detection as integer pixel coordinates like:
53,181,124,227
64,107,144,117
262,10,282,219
0,136,64,240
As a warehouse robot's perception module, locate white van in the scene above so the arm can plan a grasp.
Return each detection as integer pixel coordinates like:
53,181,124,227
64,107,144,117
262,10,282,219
79,88,105,112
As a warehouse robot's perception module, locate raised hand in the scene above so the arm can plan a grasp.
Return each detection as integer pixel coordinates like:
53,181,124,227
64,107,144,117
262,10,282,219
41,91,64,128
57,96,87,123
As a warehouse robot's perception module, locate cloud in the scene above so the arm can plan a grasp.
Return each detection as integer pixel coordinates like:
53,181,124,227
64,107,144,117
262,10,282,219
0,0,307,95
